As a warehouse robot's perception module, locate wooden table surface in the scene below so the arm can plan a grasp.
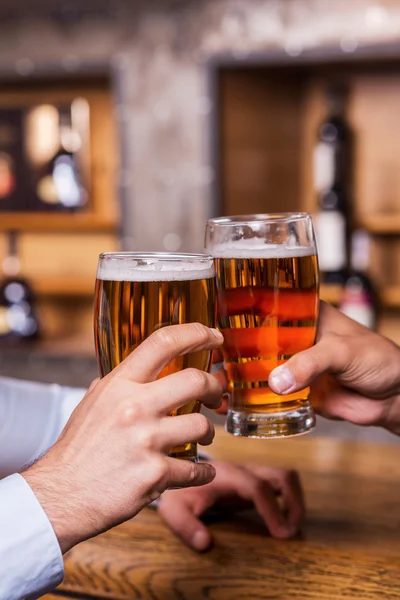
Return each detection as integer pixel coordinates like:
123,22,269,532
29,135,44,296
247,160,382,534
46,427,400,600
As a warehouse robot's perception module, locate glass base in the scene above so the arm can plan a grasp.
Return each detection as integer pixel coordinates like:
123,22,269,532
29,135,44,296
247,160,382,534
226,402,315,438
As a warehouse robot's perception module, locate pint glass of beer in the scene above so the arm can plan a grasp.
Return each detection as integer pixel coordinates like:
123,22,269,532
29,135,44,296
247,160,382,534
94,252,215,461
205,214,319,438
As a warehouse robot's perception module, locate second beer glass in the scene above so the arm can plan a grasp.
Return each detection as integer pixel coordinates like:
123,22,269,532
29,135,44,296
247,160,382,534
94,252,215,462
205,213,319,438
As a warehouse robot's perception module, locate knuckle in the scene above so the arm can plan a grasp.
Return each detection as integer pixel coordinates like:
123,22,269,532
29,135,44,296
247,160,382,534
185,368,209,395
148,456,168,485
190,322,210,344
298,349,322,379
192,413,212,438
118,402,140,427
187,461,199,483
136,424,158,450
150,326,178,349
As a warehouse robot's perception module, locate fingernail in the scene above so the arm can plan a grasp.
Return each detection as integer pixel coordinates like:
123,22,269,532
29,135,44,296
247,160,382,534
192,529,210,551
210,328,223,340
269,366,296,394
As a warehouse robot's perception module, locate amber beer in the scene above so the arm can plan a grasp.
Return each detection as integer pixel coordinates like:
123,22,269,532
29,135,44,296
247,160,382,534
94,253,215,461
206,214,319,438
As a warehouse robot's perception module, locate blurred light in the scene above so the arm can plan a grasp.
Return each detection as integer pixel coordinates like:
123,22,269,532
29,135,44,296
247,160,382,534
37,175,59,205
365,5,389,29
0,152,15,198
6,305,28,334
2,256,20,277
4,282,25,304
163,233,182,252
53,155,83,207
15,58,35,76
60,126,81,153
340,36,358,53
25,105,60,167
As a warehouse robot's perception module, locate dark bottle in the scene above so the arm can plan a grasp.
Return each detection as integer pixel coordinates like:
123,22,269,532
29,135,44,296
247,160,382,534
314,84,352,285
339,229,378,330
0,231,40,343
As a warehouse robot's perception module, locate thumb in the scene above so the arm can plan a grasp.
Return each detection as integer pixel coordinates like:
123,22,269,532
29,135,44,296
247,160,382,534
158,493,212,552
268,337,350,395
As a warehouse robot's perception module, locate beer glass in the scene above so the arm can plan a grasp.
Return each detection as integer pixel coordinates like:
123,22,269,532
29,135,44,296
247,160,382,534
205,213,319,438
94,252,215,461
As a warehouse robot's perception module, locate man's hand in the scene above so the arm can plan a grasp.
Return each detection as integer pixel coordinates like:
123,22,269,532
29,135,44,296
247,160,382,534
269,302,400,434
158,461,305,551
23,324,224,554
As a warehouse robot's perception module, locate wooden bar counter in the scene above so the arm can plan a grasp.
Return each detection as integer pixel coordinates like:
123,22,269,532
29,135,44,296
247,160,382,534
47,427,400,600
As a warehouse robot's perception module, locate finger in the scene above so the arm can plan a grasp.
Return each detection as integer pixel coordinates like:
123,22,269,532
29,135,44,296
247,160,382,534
149,368,223,414
245,465,305,533
316,387,391,427
215,392,229,415
268,336,352,396
158,493,212,551
114,324,224,383
164,458,216,490
157,414,215,451
211,466,292,538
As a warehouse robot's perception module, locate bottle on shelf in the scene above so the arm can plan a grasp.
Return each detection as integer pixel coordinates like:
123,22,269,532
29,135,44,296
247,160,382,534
339,229,378,330
0,230,40,343
313,83,352,285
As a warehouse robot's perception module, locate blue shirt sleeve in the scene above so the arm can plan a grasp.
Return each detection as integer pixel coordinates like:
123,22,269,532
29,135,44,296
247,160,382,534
0,473,64,600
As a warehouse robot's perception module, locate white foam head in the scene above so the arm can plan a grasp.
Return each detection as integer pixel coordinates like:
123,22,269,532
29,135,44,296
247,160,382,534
97,254,215,282
210,238,316,259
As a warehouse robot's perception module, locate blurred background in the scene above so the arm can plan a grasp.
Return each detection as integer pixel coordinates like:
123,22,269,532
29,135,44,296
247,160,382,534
0,0,399,440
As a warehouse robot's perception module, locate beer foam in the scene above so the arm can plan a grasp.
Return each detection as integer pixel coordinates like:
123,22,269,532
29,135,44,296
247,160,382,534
97,259,214,282
211,239,316,259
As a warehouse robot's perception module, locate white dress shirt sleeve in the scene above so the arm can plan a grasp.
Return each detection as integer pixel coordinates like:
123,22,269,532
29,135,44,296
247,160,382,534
0,473,64,600
0,376,85,478
0,376,86,599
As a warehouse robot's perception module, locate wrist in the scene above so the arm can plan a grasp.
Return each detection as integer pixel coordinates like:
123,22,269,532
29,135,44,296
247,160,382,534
22,461,86,554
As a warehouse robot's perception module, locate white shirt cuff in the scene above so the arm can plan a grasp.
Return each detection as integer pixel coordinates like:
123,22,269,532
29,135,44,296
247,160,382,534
0,473,64,600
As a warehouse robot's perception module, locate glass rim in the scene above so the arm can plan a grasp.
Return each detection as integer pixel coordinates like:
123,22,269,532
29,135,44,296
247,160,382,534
99,251,213,262
207,212,312,226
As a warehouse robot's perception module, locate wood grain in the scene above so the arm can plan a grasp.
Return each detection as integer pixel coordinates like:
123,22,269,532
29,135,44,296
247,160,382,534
56,427,400,600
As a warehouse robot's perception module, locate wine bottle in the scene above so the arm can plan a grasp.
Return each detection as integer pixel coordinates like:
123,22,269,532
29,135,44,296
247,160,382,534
314,84,352,285
0,230,40,343
339,229,378,330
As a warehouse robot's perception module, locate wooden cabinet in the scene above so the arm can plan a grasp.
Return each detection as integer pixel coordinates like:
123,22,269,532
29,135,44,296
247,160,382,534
215,51,400,342
0,75,119,347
